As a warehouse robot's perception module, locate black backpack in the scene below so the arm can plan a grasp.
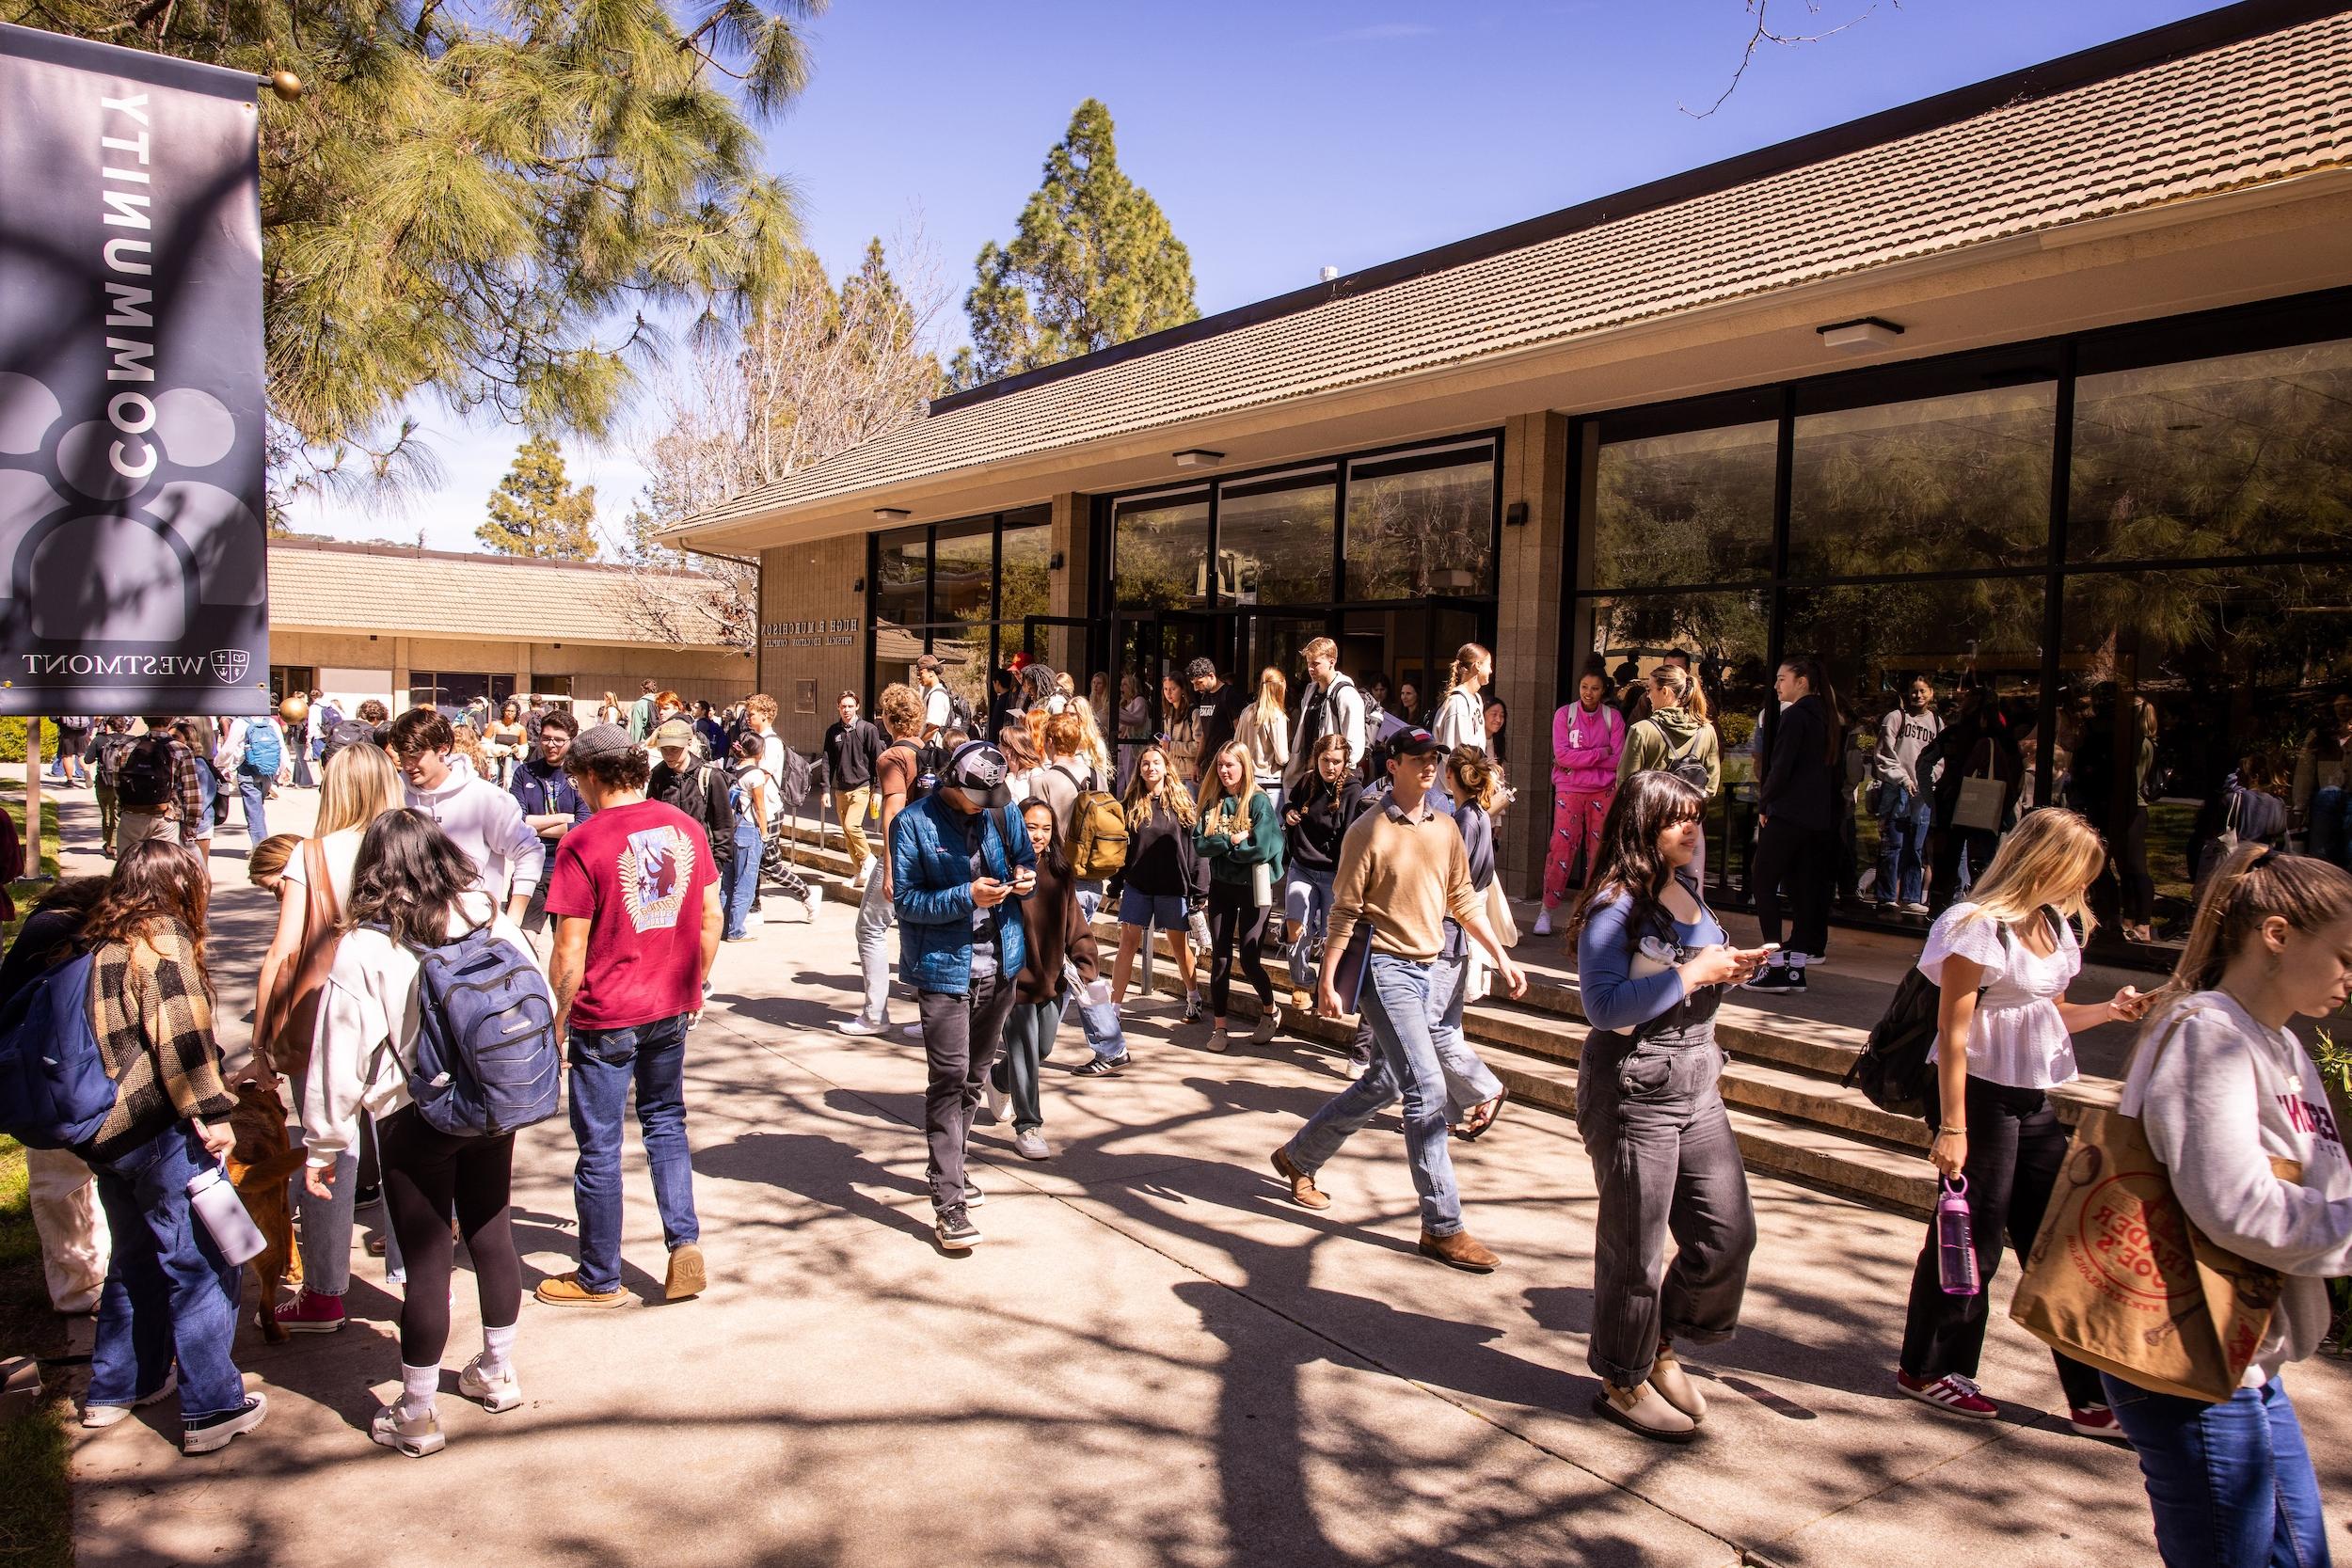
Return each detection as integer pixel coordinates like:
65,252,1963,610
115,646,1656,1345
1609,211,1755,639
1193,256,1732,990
1844,913,2034,1116
320,718,376,768
1661,726,1710,795
946,690,977,736
887,739,946,804
118,734,175,808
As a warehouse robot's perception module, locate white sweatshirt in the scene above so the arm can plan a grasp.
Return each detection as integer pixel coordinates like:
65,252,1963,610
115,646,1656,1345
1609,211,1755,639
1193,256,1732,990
301,892,541,1166
406,771,545,899
2122,990,2352,1385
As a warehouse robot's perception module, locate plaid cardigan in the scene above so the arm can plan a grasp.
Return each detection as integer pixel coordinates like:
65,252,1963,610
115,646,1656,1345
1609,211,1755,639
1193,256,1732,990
85,922,234,1164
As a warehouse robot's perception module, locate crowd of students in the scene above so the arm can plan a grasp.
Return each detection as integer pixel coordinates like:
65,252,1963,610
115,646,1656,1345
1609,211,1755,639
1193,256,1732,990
18,654,2352,1567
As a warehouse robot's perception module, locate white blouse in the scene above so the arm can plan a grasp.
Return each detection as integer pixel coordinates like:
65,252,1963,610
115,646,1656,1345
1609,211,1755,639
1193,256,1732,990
1918,903,2082,1090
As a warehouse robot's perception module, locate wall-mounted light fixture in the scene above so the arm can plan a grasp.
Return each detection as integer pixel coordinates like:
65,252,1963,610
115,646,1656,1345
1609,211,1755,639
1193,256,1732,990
873,506,911,521
1172,449,1225,470
1504,500,1530,528
1048,550,1066,571
1816,316,1904,352
850,577,866,594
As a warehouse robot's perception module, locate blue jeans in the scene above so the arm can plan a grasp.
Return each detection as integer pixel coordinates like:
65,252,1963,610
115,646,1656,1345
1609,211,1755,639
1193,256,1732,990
1284,866,1334,990
87,1122,246,1419
566,1013,699,1293
1283,952,1463,1237
237,768,270,841
2102,1372,2329,1568
1876,784,1931,906
721,816,762,938
1428,949,1502,1116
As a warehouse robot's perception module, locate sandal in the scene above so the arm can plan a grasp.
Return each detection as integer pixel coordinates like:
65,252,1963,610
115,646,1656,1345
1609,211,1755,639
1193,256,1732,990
1456,1091,1509,1143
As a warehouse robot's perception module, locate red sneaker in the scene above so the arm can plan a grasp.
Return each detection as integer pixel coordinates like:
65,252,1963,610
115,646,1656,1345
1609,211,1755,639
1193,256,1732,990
276,1287,346,1334
2070,1403,2129,1443
1896,1370,1997,1418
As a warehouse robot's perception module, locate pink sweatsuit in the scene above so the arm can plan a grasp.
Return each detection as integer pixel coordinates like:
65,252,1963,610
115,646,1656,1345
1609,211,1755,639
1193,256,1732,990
1546,701,1624,909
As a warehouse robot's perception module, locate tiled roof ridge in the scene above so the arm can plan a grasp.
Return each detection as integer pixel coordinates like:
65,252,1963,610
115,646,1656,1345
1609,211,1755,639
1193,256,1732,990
272,534,719,581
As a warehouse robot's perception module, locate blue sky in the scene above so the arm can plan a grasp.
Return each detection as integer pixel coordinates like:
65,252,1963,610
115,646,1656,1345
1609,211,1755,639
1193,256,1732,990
283,0,2217,550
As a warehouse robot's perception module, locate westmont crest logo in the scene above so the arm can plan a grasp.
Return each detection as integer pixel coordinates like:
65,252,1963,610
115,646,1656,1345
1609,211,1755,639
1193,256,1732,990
210,647,248,685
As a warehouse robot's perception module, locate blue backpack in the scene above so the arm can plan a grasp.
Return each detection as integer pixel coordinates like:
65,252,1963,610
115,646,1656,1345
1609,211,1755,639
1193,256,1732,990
398,924,560,1138
0,954,118,1149
241,719,281,776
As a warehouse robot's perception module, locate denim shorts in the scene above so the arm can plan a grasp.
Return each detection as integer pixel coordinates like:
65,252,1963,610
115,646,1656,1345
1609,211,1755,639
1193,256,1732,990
1119,888,1189,928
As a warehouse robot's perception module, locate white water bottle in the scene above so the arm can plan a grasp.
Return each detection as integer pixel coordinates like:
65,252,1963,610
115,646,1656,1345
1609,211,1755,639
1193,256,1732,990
1187,909,1212,954
186,1163,265,1267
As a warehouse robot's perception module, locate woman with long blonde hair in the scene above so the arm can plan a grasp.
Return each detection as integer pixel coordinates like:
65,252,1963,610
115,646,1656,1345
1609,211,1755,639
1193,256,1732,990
1895,807,2149,1434
1099,742,1201,1058
1194,740,1284,1053
252,740,404,1336
1432,642,1493,753
1237,668,1292,814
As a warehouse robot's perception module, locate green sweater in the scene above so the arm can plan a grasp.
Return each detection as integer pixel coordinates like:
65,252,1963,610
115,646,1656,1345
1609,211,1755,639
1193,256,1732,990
1618,708,1722,796
1194,791,1284,886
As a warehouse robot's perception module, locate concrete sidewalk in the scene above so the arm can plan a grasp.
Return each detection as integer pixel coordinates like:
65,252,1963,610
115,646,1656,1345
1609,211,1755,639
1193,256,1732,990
57,787,2352,1568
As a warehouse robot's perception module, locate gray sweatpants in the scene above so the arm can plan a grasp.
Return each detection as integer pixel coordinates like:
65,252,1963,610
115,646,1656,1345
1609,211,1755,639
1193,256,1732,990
1573,1017,1756,1388
853,867,896,1027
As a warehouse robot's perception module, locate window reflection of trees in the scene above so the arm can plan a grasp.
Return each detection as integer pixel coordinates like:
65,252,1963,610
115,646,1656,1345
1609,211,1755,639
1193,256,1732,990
875,533,927,626
1788,385,2054,578
1345,450,1495,600
1593,421,1775,590
1217,475,1334,607
2069,339,2352,562
1114,494,1210,610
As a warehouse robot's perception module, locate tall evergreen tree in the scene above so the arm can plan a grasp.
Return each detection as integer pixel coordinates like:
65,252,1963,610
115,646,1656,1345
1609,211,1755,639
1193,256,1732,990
11,0,823,516
480,436,599,560
949,100,1199,389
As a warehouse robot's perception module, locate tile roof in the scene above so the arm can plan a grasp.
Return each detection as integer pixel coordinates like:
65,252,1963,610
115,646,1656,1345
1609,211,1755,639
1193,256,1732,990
268,538,739,649
675,4,2352,539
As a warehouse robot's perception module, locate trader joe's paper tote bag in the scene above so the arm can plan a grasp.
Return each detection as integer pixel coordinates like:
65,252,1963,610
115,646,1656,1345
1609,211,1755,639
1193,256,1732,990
2010,1012,2295,1403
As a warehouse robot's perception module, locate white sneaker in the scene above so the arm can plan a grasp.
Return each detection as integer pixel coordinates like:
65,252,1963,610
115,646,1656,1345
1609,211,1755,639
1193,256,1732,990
83,1368,177,1429
900,1023,923,1038
983,1082,1010,1125
836,1017,888,1037
1250,1006,1281,1045
1532,909,1553,937
458,1355,521,1413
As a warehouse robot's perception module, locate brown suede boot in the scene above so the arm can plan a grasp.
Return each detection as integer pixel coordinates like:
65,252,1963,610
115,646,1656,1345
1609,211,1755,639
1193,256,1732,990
1271,1148,1330,1211
1417,1229,1500,1272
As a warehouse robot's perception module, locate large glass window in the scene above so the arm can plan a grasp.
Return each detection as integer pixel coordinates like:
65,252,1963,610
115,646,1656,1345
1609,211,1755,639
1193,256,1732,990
874,531,927,629
1592,419,1775,588
1216,468,1334,606
998,522,1052,636
1788,382,2055,578
930,527,994,627
1346,443,1496,600
1113,488,1211,610
2069,338,2352,563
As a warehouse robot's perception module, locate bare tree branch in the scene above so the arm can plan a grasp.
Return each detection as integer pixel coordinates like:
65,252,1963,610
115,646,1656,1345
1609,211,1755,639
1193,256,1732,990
1682,0,1893,119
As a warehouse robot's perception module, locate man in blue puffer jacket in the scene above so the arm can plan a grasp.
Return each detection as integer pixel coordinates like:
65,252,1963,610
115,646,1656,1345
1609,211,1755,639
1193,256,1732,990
891,741,1036,1252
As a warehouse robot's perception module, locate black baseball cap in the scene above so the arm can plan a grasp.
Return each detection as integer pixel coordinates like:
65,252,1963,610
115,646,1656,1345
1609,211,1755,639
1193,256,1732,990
1387,724,1442,760
941,741,1012,807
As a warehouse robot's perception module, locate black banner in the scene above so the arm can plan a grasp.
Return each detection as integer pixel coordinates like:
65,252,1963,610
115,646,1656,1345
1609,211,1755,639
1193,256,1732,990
0,24,267,717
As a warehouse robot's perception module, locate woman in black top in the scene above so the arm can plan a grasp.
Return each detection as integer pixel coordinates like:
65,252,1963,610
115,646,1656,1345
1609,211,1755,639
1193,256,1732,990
1280,735,1359,995
1108,742,1203,1025
1745,656,1841,994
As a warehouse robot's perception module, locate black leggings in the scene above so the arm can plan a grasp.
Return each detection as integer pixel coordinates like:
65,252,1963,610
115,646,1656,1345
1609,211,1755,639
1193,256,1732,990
1207,879,1275,1019
378,1106,520,1367
1751,818,1833,956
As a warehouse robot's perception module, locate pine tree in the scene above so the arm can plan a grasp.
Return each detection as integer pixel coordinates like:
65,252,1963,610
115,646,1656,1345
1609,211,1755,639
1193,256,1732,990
480,436,599,560
949,100,1199,389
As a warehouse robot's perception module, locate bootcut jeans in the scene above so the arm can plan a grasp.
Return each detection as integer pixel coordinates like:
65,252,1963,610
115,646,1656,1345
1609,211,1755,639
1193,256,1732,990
87,1122,247,1420
2100,1371,2329,1568
1574,1017,1756,1389
1284,952,1465,1237
851,863,896,1027
566,1012,700,1294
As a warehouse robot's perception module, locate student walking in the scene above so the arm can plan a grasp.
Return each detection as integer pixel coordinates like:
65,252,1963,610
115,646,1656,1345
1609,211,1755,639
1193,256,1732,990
1236,669,1292,816
222,710,283,843
720,735,770,941
253,742,405,1335
1284,637,1368,789
1104,741,1203,1053
75,842,267,1454
891,741,1037,1250
648,717,737,863
2101,846,2352,1567
823,691,886,886
990,799,1107,1161
1437,747,1511,1136
1616,666,1720,886
171,720,221,859
91,715,135,857
1873,675,1943,915
1570,772,1771,1441
535,724,723,1308
1281,735,1361,1001
1185,657,1251,773
303,812,548,1455
1195,740,1286,1052
1428,643,1492,755
509,709,588,940
1744,657,1841,993
389,708,543,922
1269,727,1527,1271
839,684,930,1037
1539,670,1626,936
1895,808,2149,1434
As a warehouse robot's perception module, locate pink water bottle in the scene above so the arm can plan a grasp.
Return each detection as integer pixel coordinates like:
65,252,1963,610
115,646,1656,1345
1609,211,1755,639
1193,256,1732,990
1936,1176,1979,1296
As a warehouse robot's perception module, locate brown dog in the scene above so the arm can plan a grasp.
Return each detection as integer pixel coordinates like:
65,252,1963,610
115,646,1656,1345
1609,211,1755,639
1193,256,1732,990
225,1074,308,1343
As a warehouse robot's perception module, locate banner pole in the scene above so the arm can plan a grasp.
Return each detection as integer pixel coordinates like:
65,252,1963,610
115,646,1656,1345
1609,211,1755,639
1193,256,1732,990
24,716,42,879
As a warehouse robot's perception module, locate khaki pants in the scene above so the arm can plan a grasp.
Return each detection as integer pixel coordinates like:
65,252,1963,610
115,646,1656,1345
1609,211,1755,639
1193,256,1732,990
839,784,874,871
27,1146,108,1314
117,807,183,848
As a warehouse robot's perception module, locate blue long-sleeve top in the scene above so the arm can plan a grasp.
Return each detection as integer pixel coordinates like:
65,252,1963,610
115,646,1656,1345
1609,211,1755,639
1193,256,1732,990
1576,874,1726,1035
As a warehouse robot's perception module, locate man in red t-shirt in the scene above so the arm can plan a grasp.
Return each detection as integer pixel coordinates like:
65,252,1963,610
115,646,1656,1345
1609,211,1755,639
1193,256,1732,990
533,723,723,1310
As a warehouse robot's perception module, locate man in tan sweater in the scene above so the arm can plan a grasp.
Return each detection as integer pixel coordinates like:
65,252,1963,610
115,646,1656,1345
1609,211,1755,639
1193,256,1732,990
1270,726,1525,1271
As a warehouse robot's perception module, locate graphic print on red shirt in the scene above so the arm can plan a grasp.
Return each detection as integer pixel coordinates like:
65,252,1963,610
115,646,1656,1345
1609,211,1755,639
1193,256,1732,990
544,799,716,1031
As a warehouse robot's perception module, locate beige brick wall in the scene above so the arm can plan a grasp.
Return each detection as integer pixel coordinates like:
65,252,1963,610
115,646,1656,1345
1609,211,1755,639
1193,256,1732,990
1494,411,1570,902
757,535,866,753
271,630,754,719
